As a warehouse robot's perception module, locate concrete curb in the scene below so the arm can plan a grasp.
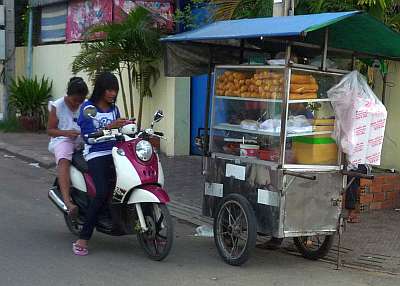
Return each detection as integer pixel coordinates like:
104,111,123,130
0,141,55,169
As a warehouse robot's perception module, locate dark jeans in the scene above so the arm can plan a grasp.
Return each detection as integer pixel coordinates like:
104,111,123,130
79,155,115,240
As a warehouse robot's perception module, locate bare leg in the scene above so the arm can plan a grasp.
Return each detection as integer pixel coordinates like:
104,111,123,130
58,159,77,213
347,209,360,223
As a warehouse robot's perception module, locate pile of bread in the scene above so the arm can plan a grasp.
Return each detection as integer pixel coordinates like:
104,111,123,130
216,70,319,100
216,71,284,99
290,74,319,100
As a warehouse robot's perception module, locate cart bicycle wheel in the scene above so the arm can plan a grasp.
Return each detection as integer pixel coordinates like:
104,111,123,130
214,194,256,266
293,234,334,260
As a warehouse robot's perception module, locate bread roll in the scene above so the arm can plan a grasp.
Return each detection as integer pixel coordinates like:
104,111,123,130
291,74,316,84
290,83,319,93
271,79,281,86
269,86,282,92
270,72,282,79
289,93,318,100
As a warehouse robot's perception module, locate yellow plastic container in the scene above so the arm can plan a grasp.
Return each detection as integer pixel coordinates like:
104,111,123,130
292,136,338,165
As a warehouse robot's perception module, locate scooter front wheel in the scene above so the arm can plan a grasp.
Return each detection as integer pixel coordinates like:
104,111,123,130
64,214,82,237
137,203,174,261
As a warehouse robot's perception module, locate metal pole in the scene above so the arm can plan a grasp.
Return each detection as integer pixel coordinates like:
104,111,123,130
351,54,357,70
336,216,343,270
382,73,387,105
279,43,292,166
203,47,213,156
239,40,244,64
3,0,15,120
26,7,33,78
321,28,329,71
289,0,295,16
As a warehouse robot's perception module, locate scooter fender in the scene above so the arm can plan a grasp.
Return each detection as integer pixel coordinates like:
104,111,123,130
127,185,170,204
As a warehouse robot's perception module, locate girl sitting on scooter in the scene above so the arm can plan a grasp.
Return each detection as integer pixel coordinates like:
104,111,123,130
74,72,128,256
47,77,89,218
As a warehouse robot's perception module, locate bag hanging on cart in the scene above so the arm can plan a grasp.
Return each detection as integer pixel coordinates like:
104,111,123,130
327,71,387,166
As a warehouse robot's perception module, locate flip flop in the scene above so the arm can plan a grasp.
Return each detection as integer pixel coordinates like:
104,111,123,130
72,243,88,256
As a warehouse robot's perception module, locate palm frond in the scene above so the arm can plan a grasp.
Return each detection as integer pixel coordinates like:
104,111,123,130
72,6,162,120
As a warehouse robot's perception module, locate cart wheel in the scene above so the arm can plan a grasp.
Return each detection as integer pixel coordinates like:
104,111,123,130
214,194,257,266
293,235,334,260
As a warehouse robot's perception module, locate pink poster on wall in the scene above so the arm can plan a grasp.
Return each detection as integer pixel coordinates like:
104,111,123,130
114,0,174,31
66,0,113,42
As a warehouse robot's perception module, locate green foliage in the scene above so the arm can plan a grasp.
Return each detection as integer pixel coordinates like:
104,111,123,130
295,0,400,31
0,117,22,133
295,0,358,14
8,76,52,128
72,7,163,127
174,0,209,30
210,0,273,20
72,41,121,84
174,0,273,29
15,1,29,46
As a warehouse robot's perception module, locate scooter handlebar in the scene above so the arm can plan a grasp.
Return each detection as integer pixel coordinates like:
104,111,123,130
85,131,105,139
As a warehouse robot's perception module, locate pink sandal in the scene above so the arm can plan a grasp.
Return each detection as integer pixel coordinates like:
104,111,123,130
72,243,88,256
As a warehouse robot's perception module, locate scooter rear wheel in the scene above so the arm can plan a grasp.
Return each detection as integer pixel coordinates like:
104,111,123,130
137,203,173,261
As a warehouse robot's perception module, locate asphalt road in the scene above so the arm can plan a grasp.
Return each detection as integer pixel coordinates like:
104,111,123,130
0,151,399,286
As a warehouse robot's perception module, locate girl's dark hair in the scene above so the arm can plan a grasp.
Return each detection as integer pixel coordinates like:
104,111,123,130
67,77,88,97
89,72,119,104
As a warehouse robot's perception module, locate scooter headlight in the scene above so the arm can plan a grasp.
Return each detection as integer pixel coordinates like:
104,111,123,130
135,140,153,161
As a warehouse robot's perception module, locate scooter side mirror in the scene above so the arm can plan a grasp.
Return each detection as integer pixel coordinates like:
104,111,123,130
153,110,164,123
83,105,97,119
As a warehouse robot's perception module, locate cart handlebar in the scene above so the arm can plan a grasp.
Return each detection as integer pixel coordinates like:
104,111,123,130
341,170,374,180
283,170,316,181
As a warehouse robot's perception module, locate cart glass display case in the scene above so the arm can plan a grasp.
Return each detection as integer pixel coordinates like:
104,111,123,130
283,69,343,168
210,65,343,170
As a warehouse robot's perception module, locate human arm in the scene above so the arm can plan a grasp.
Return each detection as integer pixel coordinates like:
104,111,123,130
105,105,128,129
47,106,80,138
77,105,97,144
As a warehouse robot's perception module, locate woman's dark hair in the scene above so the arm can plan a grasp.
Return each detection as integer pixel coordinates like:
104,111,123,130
89,72,119,104
67,77,88,97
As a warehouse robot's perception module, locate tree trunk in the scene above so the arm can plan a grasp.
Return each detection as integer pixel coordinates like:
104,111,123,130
127,61,134,118
136,68,144,130
117,66,129,118
138,93,144,131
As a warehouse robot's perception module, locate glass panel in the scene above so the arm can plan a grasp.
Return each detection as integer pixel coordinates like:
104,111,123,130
211,67,284,162
284,69,342,166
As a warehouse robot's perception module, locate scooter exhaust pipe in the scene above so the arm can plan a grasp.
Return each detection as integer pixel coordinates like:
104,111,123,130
48,189,68,213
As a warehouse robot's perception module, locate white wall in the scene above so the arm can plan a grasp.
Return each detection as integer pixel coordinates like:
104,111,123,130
0,63,3,119
374,61,400,171
16,44,190,156
273,1,286,17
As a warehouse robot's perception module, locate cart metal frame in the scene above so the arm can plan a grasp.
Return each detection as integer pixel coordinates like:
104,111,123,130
161,12,400,266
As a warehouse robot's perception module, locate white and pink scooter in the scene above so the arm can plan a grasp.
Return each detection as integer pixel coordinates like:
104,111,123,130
49,106,173,261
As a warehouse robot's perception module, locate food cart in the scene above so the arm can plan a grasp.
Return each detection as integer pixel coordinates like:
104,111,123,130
161,11,400,266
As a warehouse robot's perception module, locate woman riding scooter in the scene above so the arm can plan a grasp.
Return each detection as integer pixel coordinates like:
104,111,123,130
74,72,129,256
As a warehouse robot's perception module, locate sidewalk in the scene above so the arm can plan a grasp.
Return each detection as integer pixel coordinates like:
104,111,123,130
0,131,399,273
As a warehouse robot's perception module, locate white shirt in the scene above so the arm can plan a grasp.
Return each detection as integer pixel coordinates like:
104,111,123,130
48,97,81,153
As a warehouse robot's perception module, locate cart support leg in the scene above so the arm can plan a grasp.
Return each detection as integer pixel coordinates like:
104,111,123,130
336,216,344,270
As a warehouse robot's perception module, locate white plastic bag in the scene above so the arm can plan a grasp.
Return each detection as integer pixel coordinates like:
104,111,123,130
327,71,387,166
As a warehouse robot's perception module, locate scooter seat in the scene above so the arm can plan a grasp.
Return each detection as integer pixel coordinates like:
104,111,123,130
72,151,88,173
